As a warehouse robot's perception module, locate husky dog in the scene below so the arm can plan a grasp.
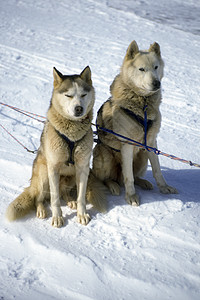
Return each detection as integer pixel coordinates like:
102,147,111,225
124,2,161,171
92,40,178,206
6,66,107,227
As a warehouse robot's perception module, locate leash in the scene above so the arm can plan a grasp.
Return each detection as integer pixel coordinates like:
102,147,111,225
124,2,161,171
0,123,37,153
0,102,45,153
0,102,46,123
1,102,200,168
93,123,200,168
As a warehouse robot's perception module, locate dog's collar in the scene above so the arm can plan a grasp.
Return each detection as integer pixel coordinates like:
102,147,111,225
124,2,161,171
120,106,153,132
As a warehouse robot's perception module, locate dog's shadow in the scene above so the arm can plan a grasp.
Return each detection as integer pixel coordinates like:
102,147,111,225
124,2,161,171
107,167,200,210
64,167,200,220
13,167,199,227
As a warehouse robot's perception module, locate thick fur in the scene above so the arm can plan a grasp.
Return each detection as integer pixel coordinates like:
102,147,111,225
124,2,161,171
6,66,107,227
92,40,178,206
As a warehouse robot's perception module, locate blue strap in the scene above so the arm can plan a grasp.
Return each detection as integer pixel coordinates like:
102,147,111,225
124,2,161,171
143,104,150,151
56,130,75,165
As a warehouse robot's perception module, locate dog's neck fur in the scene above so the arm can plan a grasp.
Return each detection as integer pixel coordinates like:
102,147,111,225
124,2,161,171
47,105,93,142
110,74,161,119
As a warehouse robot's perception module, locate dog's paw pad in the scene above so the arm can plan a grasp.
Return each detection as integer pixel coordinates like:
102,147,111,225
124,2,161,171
159,185,178,194
52,216,64,228
67,201,77,210
125,193,140,206
77,213,91,226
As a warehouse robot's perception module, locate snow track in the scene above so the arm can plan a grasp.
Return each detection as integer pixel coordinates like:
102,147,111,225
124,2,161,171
0,0,200,299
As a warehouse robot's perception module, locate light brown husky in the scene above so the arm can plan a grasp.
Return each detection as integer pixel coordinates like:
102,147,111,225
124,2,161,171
92,40,178,206
6,66,107,227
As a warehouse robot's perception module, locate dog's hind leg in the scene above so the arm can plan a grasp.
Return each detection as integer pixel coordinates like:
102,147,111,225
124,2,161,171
133,149,153,190
93,143,120,195
59,176,77,209
134,177,153,190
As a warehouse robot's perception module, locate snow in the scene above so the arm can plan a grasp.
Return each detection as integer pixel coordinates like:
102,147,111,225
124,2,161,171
0,0,200,299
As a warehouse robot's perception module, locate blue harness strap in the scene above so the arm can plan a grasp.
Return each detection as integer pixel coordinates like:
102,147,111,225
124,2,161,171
120,106,153,132
120,104,152,151
143,104,150,151
96,98,152,153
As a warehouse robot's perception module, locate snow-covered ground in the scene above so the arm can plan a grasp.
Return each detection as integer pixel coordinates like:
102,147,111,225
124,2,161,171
0,0,200,299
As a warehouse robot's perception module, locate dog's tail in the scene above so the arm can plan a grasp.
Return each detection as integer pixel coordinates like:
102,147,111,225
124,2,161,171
86,171,107,213
6,187,35,221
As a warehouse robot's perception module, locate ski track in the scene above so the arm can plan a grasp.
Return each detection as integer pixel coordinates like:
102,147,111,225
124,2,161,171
0,0,200,299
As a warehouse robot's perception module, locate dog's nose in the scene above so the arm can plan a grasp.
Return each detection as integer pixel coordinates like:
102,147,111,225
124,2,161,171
75,105,83,116
153,80,161,90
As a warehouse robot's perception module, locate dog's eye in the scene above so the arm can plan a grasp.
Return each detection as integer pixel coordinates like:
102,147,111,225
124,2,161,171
65,94,73,98
155,66,158,70
81,94,87,98
139,68,145,72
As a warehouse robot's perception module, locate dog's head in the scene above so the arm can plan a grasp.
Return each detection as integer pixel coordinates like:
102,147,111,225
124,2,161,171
121,40,164,96
52,66,95,120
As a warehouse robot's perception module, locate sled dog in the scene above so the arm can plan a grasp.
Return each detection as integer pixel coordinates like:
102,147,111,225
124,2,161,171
92,40,178,206
6,66,107,227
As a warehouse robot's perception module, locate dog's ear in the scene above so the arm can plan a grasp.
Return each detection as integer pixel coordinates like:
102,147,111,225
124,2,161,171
149,42,161,56
53,67,63,88
80,66,92,86
125,40,139,60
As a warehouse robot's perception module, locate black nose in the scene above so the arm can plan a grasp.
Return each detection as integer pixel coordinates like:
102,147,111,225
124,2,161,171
75,105,83,116
153,80,161,90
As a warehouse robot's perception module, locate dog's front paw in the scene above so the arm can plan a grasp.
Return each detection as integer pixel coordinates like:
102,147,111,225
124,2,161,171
52,216,64,228
125,193,140,206
77,213,91,226
36,204,47,219
159,185,178,194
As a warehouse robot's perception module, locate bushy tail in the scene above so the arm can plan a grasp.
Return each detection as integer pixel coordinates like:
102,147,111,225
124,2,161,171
6,187,35,221
86,171,107,213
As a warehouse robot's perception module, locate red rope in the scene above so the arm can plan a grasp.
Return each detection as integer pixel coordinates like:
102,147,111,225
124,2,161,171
0,102,46,123
0,123,37,153
0,102,44,153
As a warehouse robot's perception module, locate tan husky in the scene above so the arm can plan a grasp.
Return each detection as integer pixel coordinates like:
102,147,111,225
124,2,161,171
92,40,178,206
6,66,107,227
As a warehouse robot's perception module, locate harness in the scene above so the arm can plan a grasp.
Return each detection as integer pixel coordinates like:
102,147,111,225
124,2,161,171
96,98,153,152
55,129,83,165
120,106,153,133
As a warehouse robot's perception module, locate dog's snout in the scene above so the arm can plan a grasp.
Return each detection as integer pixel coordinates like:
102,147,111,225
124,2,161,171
75,105,83,116
153,80,161,90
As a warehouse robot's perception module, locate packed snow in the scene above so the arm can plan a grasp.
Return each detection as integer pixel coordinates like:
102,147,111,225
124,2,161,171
0,0,200,299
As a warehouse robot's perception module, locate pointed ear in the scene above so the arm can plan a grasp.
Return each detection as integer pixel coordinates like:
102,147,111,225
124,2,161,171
125,40,139,61
80,66,92,86
53,67,63,88
149,42,161,56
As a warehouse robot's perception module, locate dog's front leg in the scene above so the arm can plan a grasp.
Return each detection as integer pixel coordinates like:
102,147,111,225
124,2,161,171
76,162,91,225
121,143,140,206
48,165,64,227
148,149,178,194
